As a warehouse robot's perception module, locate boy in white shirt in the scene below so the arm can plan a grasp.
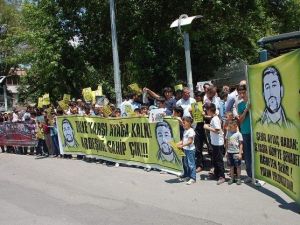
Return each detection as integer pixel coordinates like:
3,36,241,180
177,116,196,185
204,103,226,185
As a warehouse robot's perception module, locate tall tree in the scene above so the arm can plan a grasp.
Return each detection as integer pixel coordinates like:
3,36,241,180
15,0,300,103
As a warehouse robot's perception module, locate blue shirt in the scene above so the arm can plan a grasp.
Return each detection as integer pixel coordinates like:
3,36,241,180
237,101,250,134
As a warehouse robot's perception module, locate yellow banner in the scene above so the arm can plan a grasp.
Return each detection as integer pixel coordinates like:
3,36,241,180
57,116,183,175
248,49,300,204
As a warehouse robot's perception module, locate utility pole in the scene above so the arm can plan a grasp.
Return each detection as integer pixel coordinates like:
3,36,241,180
109,0,122,107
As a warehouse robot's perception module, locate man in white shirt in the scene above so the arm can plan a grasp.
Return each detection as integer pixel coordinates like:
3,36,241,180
176,87,196,117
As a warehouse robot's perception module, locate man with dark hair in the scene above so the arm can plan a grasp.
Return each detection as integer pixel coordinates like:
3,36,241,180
143,86,176,115
259,66,294,128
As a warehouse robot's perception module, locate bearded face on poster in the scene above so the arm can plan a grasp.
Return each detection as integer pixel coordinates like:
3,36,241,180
155,121,180,164
258,66,294,128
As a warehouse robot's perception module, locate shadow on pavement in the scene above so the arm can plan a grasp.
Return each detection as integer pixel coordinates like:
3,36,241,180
35,155,49,160
164,178,183,184
245,182,300,214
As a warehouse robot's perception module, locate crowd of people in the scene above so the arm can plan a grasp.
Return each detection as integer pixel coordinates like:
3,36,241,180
0,79,259,186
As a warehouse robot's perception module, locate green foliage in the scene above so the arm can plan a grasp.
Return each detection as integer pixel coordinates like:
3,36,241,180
3,0,300,103
0,0,23,76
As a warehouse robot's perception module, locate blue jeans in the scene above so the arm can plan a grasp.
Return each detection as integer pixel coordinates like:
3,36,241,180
183,149,196,181
242,134,252,177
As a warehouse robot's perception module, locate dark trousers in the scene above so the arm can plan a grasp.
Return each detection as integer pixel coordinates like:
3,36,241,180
51,135,60,156
194,122,206,168
36,139,49,155
211,145,225,179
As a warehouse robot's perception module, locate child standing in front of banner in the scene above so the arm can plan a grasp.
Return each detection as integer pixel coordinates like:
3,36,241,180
225,120,243,185
36,121,49,156
177,116,196,185
204,103,226,185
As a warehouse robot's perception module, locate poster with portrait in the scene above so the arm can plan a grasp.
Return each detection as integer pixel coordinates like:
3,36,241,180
57,116,183,175
148,108,165,123
248,49,300,204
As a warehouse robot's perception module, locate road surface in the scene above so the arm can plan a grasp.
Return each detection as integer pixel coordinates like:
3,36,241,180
0,153,299,225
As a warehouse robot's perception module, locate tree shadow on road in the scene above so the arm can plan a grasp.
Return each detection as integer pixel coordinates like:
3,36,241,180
245,182,300,214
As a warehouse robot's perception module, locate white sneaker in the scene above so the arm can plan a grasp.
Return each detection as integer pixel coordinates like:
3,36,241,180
255,180,265,187
115,163,119,167
186,179,196,185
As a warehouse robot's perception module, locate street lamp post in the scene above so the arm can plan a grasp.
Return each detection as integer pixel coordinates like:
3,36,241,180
170,15,203,97
0,24,8,111
109,0,122,107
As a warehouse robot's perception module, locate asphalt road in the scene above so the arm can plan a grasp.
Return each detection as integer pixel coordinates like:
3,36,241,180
0,153,299,225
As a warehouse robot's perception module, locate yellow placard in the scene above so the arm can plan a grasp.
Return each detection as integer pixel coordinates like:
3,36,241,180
97,85,103,96
38,97,43,108
63,94,71,103
58,100,69,110
128,83,142,94
191,102,203,123
82,87,93,102
42,93,50,106
174,84,183,91
103,105,112,117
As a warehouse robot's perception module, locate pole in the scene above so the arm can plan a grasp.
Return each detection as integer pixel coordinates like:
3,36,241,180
109,0,122,107
183,32,194,97
3,84,7,111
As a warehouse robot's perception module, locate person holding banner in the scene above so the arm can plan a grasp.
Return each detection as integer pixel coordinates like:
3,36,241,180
237,85,253,183
191,91,206,173
204,103,225,185
177,116,196,185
